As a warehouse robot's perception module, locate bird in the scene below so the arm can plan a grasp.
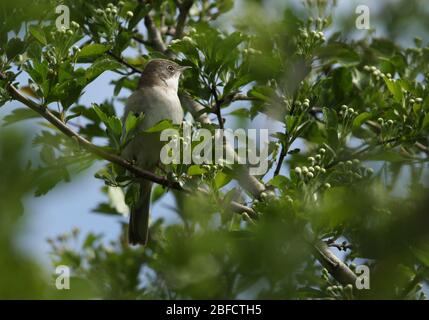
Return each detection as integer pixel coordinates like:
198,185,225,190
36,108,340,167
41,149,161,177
122,59,189,245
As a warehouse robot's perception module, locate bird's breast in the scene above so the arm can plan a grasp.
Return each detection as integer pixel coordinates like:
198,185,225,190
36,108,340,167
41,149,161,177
126,86,183,130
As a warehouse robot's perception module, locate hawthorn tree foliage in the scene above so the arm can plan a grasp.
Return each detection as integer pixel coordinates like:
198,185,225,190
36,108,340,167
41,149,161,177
1,0,429,299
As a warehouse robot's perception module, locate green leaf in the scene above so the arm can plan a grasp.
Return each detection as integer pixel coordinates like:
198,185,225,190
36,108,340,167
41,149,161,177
151,185,166,203
352,112,371,130
106,117,122,137
94,166,115,185
83,233,102,248
125,112,143,135
247,86,274,102
383,77,404,103
77,44,110,61
323,107,338,129
268,175,290,190
92,104,122,138
187,165,207,176
228,108,250,118
34,167,70,196
422,113,429,130
86,57,122,81
145,119,174,133
317,43,360,67
40,145,56,164
92,104,109,123
2,108,39,126
214,171,232,188
285,115,296,133
323,107,339,147
92,202,120,215
363,150,407,162
6,38,25,60
28,25,47,45
411,244,429,267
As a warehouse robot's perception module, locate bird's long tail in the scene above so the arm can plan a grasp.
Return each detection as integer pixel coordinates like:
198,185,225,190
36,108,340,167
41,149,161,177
128,181,152,246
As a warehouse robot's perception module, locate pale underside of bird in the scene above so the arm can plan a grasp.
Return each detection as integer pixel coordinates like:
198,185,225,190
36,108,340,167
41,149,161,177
121,59,187,245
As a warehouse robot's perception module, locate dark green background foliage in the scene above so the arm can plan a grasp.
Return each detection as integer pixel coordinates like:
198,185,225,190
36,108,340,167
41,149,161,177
1,0,429,299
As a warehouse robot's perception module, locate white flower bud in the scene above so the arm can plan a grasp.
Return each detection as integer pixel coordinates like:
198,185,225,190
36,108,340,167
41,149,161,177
95,8,103,14
306,172,314,178
324,183,331,188
294,167,302,175
302,166,309,174
308,156,315,163
320,168,326,174
314,165,321,171
319,148,326,154
416,97,423,103
126,11,134,18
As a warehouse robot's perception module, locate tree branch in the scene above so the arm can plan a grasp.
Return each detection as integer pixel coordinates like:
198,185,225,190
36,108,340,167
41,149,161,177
144,15,169,54
175,0,194,39
314,241,357,286
107,51,142,74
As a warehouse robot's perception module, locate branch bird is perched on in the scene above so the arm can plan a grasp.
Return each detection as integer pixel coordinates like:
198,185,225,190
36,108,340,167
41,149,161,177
122,59,190,245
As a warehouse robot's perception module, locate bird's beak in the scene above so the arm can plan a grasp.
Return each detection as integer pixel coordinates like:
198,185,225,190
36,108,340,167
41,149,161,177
180,66,192,73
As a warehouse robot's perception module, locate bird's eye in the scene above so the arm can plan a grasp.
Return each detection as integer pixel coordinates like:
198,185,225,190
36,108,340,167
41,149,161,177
167,65,174,72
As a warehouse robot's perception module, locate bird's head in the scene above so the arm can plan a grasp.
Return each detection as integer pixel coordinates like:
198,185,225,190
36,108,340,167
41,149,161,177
139,59,191,92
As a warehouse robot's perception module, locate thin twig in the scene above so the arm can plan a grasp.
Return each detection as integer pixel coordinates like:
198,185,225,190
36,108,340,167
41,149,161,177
211,84,224,130
107,51,142,74
273,142,288,177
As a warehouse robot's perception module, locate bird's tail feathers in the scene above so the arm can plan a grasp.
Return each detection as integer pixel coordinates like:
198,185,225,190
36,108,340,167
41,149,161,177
128,181,152,246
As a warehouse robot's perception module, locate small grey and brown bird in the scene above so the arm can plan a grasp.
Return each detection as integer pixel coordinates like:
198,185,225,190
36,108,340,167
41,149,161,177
122,59,189,245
